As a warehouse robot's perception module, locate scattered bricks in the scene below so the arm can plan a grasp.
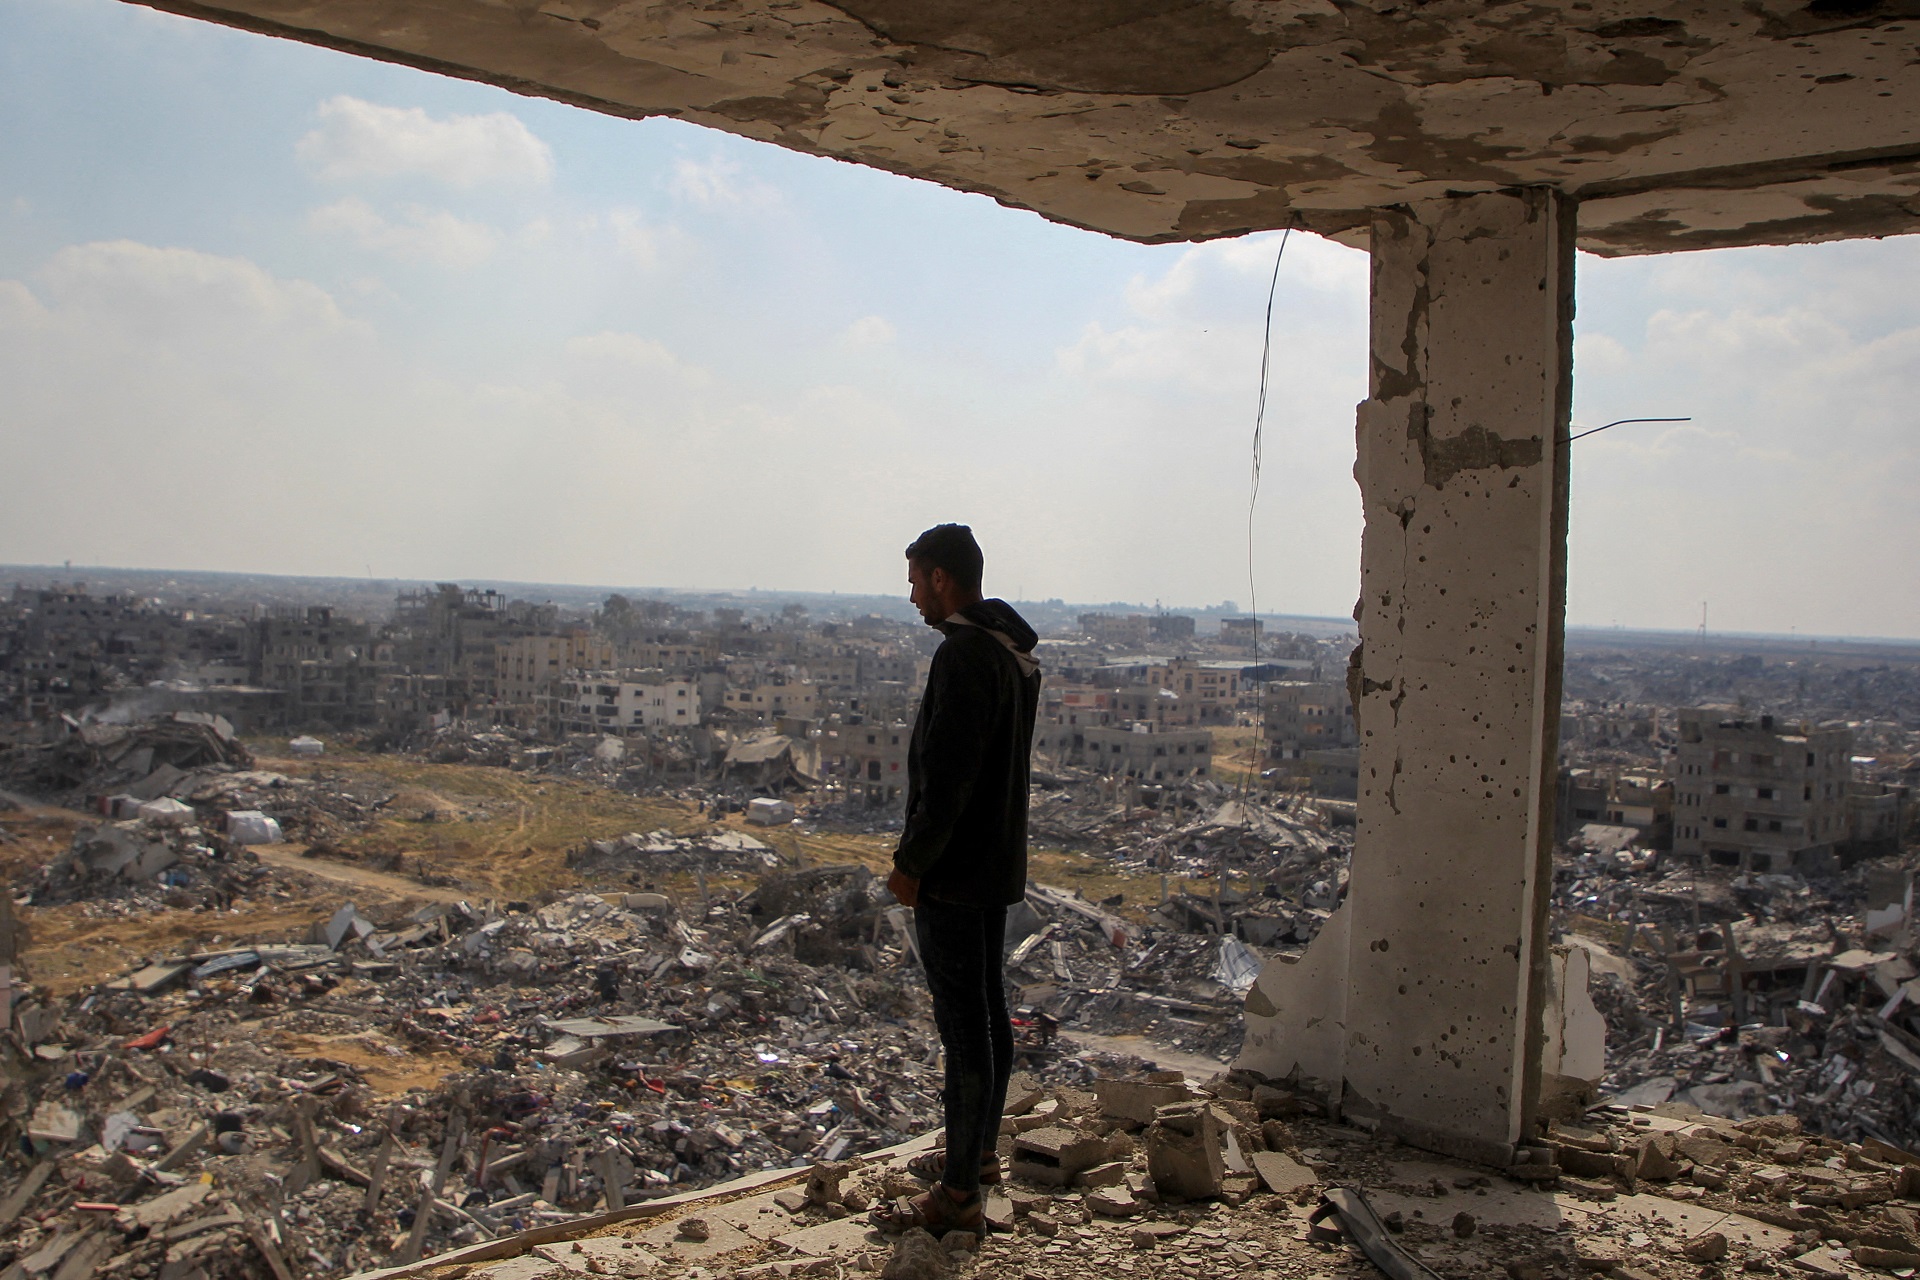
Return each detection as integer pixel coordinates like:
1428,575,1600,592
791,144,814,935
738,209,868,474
775,1189,811,1214
1086,1186,1145,1218
1852,1245,1920,1269
1209,1099,1260,1129
1010,1126,1108,1187
880,1228,954,1280
1683,1232,1730,1263
114,1180,214,1231
1261,1119,1292,1152
1004,1075,1046,1118
1573,1238,1626,1270
1560,1177,1617,1202
677,1217,712,1242
1005,1189,1049,1218
1738,1116,1802,1139
1841,1174,1900,1210
1676,1135,1739,1167
1691,1165,1730,1191
1556,1146,1629,1181
940,1229,980,1253
1635,1135,1685,1182
1077,1162,1127,1189
1861,1138,1920,1166
1131,1221,1187,1248
1250,1151,1316,1196
806,1160,855,1207
1095,1078,1190,1126
1145,1102,1225,1202
1251,1085,1304,1120
1219,1174,1259,1205
1749,1168,1794,1199
1025,1211,1059,1237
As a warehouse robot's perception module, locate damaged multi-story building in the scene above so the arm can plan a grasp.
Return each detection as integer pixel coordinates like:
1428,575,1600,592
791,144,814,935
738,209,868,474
1670,706,1854,874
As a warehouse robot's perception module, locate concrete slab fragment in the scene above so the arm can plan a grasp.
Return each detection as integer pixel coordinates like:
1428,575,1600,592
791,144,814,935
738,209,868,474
531,1236,659,1273
772,1214,886,1257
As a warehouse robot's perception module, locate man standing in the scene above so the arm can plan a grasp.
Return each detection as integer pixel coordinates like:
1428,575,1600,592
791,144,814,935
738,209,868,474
874,524,1040,1236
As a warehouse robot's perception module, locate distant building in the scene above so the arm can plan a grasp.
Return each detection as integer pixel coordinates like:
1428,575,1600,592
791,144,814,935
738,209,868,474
722,679,820,723
1149,614,1196,642
497,631,614,723
1263,681,1356,761
825,719,911,805
1218,617,1264,649
1080,724,1212,783
1145,657,1241,723
1078,613,1151,646
252,607,380,729
1303,747,1360,799
1669,707,1852,873
557,671,701,736
1558,768,1673,845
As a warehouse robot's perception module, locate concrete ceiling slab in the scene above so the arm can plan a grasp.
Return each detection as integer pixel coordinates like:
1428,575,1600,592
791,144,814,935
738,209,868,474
134,0,1920,253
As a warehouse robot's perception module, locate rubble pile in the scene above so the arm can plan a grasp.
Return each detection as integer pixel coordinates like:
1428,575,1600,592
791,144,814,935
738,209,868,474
28,819,268,911
0,871,1208,1277
569,829,784,879
0,713,252,808
1551,844,1920,1152
330,1065,1920,1280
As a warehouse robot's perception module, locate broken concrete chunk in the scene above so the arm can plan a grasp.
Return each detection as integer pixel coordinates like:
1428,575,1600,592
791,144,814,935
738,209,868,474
1086,1185,1145,1217
27,1103,83,1145
1250,1150,1317,1196
1145,1103,1225,1201
1010,1126,1109,1187
1095,1077,1190,1126
115,1180,215,1231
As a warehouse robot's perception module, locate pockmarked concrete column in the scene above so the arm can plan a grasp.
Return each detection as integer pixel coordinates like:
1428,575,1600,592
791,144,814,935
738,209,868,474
1240,188,1574,1163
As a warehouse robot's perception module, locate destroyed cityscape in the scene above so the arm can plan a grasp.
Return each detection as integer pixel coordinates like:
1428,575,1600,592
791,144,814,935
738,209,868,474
0,567,1914,1280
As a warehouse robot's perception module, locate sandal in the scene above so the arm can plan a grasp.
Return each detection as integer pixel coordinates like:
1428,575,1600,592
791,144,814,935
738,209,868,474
868,1186,986,1236
906,1148,1001,1186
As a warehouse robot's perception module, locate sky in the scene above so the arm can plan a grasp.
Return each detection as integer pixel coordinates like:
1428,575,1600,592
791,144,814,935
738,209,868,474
1,1,1917,638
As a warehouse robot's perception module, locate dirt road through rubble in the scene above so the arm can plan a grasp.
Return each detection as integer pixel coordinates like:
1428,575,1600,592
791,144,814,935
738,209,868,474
250,842,474,904
1064,1031,1229,1081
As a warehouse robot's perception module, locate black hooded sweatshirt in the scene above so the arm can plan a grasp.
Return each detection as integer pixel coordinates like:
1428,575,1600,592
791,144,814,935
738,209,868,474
892,598,1041,908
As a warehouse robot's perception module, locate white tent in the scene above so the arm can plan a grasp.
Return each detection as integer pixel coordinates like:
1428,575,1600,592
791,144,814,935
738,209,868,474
136,797,194,826
225,810,283,845
288,736,324,758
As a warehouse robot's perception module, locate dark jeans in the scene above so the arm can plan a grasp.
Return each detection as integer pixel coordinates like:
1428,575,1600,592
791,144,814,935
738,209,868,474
914,895,1013,1196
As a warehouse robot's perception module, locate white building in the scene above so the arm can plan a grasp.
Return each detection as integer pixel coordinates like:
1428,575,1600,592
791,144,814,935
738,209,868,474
558,671,702,735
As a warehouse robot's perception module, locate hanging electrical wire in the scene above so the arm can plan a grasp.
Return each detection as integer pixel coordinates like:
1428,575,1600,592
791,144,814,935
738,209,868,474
1236,219,1296,810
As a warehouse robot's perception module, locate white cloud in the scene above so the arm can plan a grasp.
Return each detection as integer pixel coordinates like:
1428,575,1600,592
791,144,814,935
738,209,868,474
297,95,552,188
668,156,779,208
308,198,500,269
840,315,895,349
31,239,354,339
605,210,686,270
565,331,714,387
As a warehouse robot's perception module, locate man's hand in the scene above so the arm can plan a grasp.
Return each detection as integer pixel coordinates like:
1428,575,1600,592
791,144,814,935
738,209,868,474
887,868,920,908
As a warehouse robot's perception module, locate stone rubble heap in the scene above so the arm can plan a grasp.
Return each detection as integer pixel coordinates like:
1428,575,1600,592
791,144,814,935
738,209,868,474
0,863,1232,1279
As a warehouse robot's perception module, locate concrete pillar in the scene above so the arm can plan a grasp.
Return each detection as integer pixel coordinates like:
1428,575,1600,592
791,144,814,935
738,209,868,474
1240,188,1575,1164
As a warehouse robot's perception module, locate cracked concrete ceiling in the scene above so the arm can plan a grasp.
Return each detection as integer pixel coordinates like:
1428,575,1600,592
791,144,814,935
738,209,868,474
134,0,1920,254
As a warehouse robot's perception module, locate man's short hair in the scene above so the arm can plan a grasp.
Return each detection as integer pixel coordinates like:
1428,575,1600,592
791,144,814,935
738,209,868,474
905,524,984,593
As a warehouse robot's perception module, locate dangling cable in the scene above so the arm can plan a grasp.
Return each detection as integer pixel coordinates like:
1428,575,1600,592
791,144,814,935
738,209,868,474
1237,220,1295,812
